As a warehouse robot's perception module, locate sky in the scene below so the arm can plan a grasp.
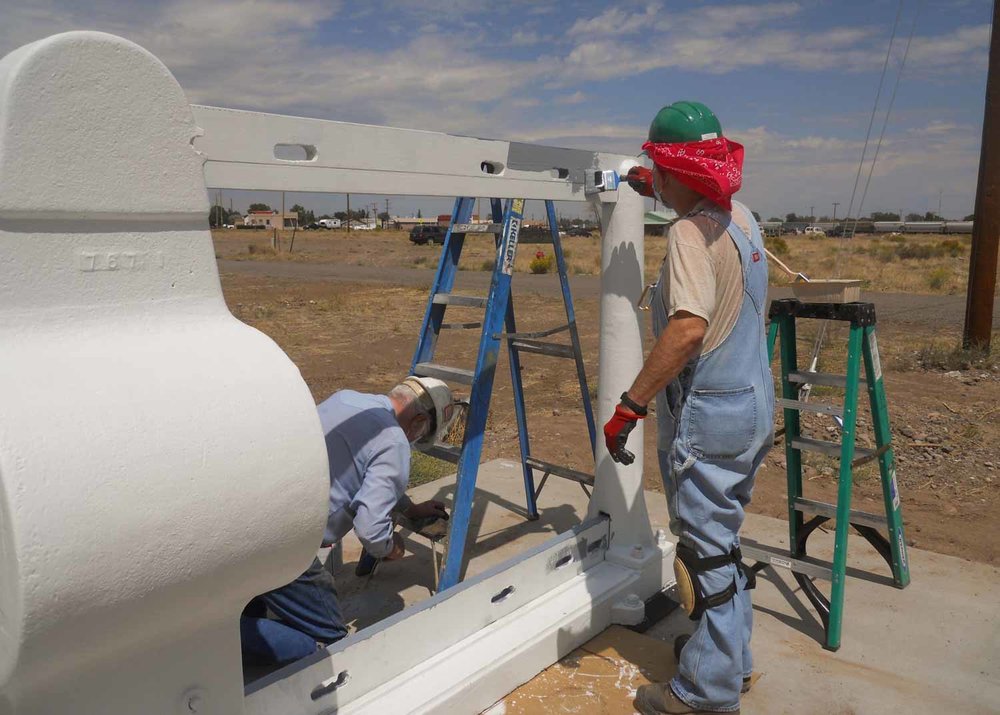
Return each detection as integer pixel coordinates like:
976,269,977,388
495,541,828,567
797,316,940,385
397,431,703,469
0,0,990,221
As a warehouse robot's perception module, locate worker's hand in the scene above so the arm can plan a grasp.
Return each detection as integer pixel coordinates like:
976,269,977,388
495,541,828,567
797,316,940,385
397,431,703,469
383,532,406,561
405,500,449,522
603,399,647,465
624,166,655,198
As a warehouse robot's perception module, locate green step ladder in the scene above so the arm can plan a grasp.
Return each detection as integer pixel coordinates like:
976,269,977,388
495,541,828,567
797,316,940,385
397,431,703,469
742,298,911,651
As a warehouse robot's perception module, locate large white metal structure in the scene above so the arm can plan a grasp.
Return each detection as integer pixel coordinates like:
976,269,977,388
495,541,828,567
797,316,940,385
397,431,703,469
0,32,672,714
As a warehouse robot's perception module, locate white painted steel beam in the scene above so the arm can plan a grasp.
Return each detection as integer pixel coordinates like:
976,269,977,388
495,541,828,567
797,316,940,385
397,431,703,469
193,105,630,201
246,519,674,715
589,174,655,552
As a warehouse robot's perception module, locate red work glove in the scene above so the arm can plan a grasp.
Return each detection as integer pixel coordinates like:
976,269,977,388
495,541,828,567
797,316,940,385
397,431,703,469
624,166,655,198
603,395,647,465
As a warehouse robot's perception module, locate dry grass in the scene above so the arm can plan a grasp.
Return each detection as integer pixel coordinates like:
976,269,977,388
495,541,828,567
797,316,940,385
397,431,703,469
213,228,992,297
762,233,987,296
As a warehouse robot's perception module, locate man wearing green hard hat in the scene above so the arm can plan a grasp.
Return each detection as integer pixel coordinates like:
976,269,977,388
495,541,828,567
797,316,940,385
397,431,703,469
604,102,774,714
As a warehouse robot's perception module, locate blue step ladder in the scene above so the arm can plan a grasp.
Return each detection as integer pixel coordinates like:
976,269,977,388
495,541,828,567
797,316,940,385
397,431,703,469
411,196,597,591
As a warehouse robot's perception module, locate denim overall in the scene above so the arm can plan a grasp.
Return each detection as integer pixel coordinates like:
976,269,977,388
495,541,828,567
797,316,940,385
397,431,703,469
652,201,774,711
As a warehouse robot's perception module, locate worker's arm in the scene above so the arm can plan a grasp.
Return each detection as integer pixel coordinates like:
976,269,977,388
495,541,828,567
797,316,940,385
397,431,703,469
603,313,706,464
626,311,707,407
350,439,411,559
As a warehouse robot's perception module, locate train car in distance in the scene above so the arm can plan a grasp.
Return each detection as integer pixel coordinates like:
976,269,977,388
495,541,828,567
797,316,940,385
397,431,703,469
873,221,905,233
942,221,973,234
873,220,972,234
902,221,946,233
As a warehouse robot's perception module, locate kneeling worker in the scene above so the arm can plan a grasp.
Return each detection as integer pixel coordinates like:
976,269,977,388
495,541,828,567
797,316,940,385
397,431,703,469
605,101,774,714
241,376,457,665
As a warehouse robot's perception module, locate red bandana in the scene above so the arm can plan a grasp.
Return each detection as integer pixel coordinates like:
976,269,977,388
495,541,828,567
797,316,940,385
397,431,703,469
642,137,744,211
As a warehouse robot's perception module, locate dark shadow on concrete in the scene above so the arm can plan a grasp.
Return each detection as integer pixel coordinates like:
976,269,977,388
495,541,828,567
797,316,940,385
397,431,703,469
750,567,826,643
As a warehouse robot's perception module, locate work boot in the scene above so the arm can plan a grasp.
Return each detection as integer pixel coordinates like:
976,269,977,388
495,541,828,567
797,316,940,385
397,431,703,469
673,634,753,694
634,683,739,714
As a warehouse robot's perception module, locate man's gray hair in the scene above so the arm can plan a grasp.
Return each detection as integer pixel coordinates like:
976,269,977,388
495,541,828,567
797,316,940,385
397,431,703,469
388,382,431,420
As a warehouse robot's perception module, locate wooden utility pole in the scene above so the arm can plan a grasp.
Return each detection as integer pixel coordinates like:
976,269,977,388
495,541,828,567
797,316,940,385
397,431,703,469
964,0,1000,350
346,192,351,233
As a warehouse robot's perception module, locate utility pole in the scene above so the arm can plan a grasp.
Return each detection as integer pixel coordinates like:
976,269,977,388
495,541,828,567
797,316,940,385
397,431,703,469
346,193,351,233
809,205,815,222
832,202,840,221
938,189,943,218
964,0,999,350
385,197,390,228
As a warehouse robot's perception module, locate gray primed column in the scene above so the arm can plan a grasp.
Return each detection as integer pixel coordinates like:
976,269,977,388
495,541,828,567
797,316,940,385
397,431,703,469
588,164,654,549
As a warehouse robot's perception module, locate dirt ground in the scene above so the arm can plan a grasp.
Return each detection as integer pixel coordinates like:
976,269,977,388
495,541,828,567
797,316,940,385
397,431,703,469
215,228,1000,566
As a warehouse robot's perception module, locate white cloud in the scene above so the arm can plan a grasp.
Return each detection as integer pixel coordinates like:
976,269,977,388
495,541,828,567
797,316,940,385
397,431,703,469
555,91,589,105
567,3,663,37
729,123,979,219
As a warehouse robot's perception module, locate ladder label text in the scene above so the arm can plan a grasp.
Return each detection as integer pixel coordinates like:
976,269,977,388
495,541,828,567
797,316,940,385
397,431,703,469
869,331,882,381
501,199,525,276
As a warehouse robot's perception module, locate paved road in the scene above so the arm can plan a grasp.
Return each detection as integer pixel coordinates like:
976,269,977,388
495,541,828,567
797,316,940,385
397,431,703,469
218,259,999,330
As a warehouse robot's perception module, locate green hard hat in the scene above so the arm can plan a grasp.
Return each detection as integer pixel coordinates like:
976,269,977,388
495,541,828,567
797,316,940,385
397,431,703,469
648,101,723,143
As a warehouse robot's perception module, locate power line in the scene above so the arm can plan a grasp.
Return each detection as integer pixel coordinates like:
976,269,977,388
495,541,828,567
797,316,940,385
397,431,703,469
853,1,922,230
844,0,905,231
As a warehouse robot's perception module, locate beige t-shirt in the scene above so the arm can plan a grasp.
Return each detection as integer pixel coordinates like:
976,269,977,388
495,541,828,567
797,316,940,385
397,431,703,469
658,200,752,353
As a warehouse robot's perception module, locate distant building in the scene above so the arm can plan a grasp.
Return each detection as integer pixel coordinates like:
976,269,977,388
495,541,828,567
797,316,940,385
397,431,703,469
393,217,444,230
245,210,298,229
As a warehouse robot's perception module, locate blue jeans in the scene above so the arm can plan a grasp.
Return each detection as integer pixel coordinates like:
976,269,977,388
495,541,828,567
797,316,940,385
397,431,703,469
240,556,348,665
660,448,761,713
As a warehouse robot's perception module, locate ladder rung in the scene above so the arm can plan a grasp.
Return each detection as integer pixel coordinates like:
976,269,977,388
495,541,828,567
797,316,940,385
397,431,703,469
524,457,594,487
452,223,503,234
440,321,483,330
424,443,461,464
792,497,888,530
432,293,488,308
777,398,843,417
791,436,874,461
509,339,575,359
413,362,475,385
740,540,833,581
788,370,867,388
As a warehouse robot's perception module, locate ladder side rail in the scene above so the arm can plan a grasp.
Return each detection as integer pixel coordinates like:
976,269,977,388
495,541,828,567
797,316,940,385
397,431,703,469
411,197,475,372
546,200,597,454
500,200,539,520
439,198,527,590
826,322,865,651
505,290,537,519
767,320,779,363
861,324,911,588
776,313,805,552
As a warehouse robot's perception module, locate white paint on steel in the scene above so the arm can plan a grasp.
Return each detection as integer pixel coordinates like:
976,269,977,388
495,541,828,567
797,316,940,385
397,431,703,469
337,560,650,715
246,519,613,714
0,32,330,714
588,164,655,549
193,105,628,202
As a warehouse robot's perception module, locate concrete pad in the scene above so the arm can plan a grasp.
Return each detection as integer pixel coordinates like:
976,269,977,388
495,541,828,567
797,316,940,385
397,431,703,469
332,459,1000,714
645,512,1000,715
493,626,677,714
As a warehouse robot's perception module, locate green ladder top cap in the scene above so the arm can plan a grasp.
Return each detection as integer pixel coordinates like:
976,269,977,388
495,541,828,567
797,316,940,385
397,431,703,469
648,101,723,143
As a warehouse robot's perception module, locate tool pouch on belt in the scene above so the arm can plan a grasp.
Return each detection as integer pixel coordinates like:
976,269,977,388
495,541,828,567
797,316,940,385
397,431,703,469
674,542,756,620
